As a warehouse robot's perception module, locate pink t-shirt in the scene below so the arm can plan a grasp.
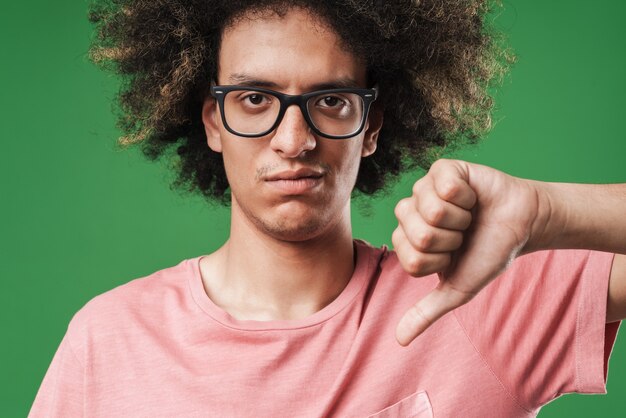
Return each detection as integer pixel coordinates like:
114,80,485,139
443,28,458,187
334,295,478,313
29,240,619,417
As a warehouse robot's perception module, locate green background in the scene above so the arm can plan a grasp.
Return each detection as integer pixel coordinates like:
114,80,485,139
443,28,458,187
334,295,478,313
2,0,625,416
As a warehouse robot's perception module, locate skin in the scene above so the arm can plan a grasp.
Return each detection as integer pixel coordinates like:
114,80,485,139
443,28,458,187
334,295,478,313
393,159,626,345
200,7,382,320
198,7,626,343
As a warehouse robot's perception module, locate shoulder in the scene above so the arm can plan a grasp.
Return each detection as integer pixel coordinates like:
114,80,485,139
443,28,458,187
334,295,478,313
370,244,612,304
354,238,415,287
65,257,200,342
378,246,610,282
496,248,614,289
355,239,440,308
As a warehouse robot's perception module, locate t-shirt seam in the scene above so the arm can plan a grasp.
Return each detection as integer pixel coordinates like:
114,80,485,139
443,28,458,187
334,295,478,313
568,250,615,396
452,309,534,414
66,323,85,369
64,330,86,414
573,251,592,393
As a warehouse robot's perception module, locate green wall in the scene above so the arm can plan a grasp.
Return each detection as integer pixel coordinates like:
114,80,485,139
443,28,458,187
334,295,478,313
1,1,625,416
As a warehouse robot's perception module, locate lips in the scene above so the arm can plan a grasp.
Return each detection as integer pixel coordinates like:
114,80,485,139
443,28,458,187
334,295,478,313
263,167,325,194
264,168,324,181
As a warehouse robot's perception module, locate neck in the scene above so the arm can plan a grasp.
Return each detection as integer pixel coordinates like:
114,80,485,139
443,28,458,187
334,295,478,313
201,200,356,321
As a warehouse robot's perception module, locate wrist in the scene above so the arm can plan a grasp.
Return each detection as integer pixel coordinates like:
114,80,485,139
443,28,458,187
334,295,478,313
521,180,566,254
521,181,626,254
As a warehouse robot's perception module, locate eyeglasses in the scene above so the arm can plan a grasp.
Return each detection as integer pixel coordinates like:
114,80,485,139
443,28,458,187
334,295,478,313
210,85,378,139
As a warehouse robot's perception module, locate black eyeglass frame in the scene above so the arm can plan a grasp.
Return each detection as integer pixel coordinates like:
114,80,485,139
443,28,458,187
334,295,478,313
210,84,378,140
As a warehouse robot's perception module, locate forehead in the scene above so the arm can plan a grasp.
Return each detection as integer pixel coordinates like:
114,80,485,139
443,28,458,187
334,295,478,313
218,7,367,91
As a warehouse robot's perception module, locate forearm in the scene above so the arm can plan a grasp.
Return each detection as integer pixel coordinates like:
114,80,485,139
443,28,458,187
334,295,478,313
527,181,626,254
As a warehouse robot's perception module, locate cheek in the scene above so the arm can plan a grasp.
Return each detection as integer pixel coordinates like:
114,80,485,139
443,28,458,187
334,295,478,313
220,145,255,194
331,141,364,189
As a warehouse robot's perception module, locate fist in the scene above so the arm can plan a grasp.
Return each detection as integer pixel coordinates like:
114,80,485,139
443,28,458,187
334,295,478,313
392,159,540,346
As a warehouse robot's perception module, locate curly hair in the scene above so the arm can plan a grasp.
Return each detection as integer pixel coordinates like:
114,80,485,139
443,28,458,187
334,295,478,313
88,0,512,205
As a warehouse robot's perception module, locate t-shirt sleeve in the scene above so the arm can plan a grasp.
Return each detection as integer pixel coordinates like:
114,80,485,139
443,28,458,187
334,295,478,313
28,327,85,417
454,249,620,411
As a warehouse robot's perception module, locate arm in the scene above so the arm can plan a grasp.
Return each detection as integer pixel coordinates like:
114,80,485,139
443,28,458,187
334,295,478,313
530,182,626,323
393,159,626,345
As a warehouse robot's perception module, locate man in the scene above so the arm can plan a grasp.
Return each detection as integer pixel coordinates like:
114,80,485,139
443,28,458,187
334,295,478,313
30,1,625,417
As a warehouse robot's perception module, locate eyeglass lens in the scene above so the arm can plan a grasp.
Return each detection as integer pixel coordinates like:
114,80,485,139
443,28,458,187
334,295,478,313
222,90,365,136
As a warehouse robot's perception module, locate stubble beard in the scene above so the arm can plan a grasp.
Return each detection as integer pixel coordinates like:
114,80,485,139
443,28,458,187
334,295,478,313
231,159,356,243
237,195,332,242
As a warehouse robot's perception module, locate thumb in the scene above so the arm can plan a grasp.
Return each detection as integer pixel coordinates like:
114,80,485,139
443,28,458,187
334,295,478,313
395,277,474,346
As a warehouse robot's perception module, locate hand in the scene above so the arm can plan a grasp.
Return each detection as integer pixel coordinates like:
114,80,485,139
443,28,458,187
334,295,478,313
392,159,541,346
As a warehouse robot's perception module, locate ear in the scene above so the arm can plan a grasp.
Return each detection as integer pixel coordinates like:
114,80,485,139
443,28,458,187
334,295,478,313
361,103,383,158
202,96,223,153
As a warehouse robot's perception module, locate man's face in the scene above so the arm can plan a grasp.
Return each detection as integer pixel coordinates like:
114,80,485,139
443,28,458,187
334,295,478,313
202,7,381,242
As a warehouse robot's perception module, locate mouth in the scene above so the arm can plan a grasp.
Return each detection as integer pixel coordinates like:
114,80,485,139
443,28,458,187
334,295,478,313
264,168,324,181
263,168,325,194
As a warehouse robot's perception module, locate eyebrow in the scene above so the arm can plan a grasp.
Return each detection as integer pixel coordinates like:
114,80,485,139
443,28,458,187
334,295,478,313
227,73,362,91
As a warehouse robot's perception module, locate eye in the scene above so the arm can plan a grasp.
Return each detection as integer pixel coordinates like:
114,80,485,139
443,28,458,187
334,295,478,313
323,96,340,107
318,95,345,108
247,94,265,105
239,92,272,106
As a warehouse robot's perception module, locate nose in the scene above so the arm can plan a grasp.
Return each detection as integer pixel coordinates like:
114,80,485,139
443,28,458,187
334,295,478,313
269,104,316,158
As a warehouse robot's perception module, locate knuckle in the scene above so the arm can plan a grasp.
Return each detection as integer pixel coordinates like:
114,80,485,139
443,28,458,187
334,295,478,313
441,282,476,305
440,181,459,200
391,227,402,247
424,203,446,225
405,253,425,274
430,158,455,174
394,198,411,219
393,202,402,219
414,230,434,251
430,158,446,171
411,178,425,195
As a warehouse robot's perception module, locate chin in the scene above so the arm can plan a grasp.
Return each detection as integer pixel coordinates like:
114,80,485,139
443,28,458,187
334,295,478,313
255,215,328,242
233,192,345,242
